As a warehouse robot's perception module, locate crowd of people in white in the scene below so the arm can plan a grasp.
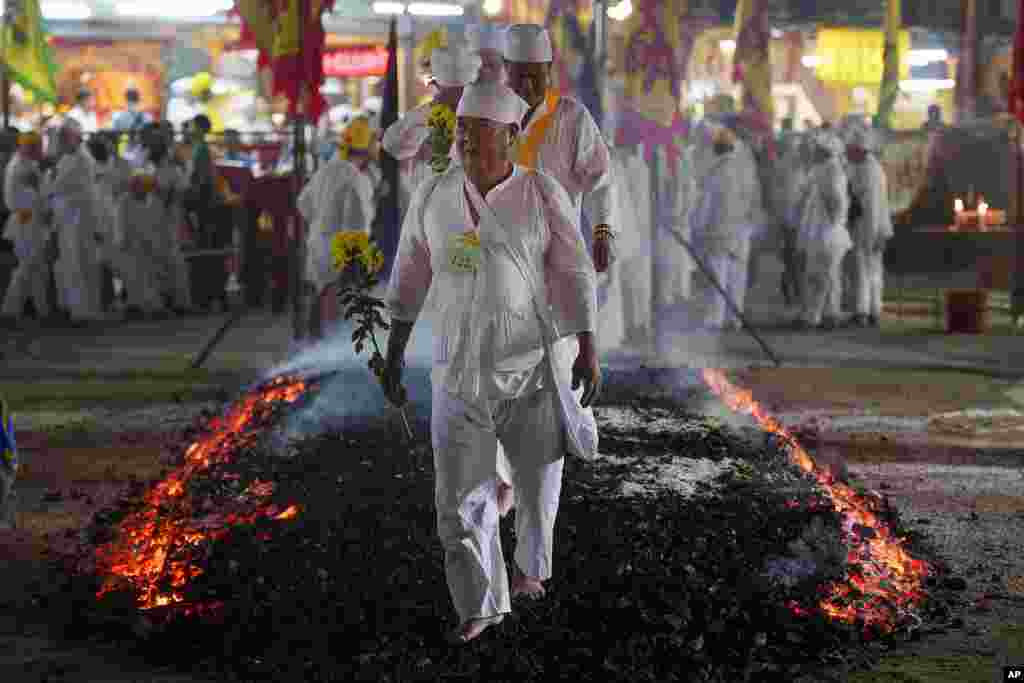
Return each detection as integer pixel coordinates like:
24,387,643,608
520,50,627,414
1,116,208,325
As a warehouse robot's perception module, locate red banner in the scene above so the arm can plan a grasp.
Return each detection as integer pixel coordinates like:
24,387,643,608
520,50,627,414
322,45,388,78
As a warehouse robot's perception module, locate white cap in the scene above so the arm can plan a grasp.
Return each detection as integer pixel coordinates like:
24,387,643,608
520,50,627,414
504,24,553,63
457,81,530,126
430,45,481,88
467,23,506,53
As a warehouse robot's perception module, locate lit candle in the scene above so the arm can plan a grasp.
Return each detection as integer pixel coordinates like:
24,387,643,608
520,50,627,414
954,198,964,214
978,201,989,227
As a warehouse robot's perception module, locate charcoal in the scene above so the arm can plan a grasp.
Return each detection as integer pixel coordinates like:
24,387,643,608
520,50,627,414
35,370,944,682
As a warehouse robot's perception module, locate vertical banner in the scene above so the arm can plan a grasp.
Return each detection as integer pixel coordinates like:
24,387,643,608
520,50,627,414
616,0,688,166
877,0,901,128
1,0,58,103
733,0,774,157
955,0,978,123
374,18,401,280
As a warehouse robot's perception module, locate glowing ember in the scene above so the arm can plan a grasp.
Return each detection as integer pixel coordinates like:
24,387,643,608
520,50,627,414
702,370,931,634
91,375,310,612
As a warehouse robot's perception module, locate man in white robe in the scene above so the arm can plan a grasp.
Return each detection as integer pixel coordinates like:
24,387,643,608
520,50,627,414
44,119,106,323
467,23,507,86
2,133,53,320
381,81,600,644
113,173,166,317
381,45,480,216
498,24,614,515
689,125,759,330
795,131,852,330
299,116,376,339
142,124,191,313
843,124,892,328
503,25,615,276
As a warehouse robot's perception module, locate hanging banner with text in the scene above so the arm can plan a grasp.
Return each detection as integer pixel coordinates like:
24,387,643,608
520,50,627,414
322,45,389,78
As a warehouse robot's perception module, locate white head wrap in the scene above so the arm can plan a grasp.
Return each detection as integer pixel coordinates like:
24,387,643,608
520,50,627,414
504,24,553,63
467,23,506,53
430,45,481,88
456,81,529,126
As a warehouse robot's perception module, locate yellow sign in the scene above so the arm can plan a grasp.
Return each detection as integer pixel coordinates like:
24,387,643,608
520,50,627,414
815,28,911,86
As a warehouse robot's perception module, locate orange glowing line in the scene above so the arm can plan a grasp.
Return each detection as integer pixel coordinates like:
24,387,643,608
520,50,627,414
92,377,309,611
701,369,930,630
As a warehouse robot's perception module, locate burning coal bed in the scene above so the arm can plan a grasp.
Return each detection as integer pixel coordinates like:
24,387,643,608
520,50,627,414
45,366,939,683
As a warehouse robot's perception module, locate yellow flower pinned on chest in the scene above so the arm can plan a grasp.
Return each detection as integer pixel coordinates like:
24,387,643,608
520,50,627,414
427,104,456,174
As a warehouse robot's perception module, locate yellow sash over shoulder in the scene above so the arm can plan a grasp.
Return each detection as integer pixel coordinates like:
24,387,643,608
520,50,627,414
515,91,560,170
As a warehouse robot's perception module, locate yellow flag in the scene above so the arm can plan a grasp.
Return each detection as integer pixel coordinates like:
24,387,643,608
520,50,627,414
1,0,58,103
234,0,276,54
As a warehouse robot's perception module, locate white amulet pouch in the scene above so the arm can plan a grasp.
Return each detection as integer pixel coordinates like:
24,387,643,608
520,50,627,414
446,230,481,274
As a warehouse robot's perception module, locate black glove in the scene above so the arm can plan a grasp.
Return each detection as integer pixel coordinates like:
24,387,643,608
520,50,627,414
370,352,407,407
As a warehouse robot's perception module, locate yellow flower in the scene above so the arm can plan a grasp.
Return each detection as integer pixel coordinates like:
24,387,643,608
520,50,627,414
428,104,456,136
331,230,381,274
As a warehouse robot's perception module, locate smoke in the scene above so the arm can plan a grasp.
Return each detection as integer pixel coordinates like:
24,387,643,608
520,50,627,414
259,318,440,441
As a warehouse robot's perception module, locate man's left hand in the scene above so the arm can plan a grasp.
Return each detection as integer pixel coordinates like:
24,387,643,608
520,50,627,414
592,224,612,273
571,334,602,408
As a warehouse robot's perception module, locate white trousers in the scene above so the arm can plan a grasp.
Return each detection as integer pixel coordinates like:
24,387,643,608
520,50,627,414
703,241,750,328
2,252,51,317
801,245,849,325
432,371,565,622
113,248,165,313
851,244,885,318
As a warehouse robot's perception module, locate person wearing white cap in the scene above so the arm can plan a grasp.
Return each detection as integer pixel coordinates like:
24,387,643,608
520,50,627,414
44,118,107,323
299,116,376,339
381,44,480,217
2,132,54,321
794,130,852,330
381,80,600,645
466,23,507,85
689,124,761,330
842,123,892,328
503,24,615,276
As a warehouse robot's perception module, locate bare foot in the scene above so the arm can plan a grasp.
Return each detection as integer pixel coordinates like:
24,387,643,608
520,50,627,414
445,614,505,645
511,573,545,600
496,481,515,517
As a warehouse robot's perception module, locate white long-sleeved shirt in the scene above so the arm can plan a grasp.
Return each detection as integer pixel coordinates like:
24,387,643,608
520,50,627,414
298,157,376,291
797,156,852,256
520,95,614,233
2,153,49,256
386,165,596,396
690,148,761,256
846,154,893,250
381,103,434,212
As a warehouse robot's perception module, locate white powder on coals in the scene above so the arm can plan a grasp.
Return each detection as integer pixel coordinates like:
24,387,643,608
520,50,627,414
615,457,737,500
591,406,738,500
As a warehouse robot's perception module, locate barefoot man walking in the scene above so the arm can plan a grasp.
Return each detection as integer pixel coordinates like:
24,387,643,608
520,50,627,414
381,80,601,644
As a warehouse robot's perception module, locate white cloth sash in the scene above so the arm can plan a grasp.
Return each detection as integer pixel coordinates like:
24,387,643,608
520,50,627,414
461,177,598,461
